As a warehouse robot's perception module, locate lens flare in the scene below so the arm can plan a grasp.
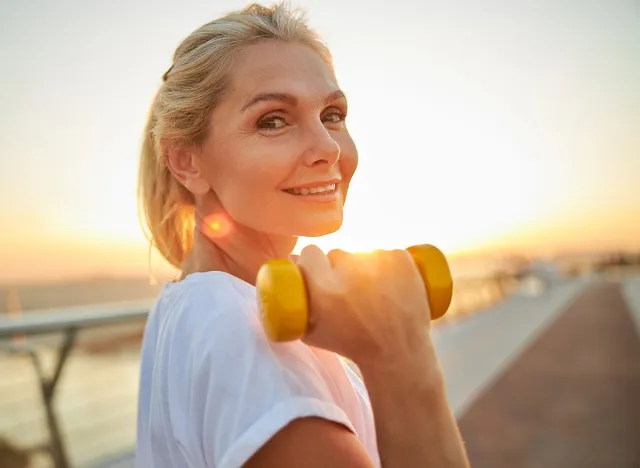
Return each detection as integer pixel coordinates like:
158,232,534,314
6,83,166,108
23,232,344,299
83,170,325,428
202,213,232,239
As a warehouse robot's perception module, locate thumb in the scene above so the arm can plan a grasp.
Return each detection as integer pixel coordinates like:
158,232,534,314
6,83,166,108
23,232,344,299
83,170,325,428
296,244,333,281
295,245,336,338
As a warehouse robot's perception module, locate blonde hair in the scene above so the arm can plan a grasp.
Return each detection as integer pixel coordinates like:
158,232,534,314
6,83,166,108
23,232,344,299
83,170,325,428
138,2,333,269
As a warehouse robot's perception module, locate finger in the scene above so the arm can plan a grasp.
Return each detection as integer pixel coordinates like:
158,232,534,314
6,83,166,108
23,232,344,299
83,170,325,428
386,249,416,273
297,244,332,281
350,249,387,278
327,249,352,269
381,249,423,287
388,249,433,315
297,245,333,335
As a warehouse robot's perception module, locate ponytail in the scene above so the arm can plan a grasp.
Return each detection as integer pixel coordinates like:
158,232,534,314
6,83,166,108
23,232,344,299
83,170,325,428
137,102,194,270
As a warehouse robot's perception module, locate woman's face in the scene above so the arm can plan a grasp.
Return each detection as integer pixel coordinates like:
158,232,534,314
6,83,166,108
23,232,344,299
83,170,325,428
196,40,358,237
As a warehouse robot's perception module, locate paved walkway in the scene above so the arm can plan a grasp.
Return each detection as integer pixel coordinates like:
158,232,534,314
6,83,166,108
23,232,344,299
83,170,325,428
433,278,587,417
457,281,640,468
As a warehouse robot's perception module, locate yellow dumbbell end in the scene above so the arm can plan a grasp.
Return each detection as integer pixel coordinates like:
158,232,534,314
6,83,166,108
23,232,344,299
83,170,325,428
256,259,309,342
406,244,453,320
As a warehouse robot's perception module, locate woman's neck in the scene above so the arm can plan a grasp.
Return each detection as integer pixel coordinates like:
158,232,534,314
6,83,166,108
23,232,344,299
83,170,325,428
181,215,298,286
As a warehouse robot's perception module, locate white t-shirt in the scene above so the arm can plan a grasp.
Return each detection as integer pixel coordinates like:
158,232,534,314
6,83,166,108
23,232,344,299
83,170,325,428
135,271,380,468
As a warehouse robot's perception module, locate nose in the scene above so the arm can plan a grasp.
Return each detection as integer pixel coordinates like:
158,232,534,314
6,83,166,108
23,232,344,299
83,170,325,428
301,124,340,168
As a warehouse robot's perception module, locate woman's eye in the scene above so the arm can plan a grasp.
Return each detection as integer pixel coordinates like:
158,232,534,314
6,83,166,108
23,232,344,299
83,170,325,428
322,110,347,125
257,115,287,131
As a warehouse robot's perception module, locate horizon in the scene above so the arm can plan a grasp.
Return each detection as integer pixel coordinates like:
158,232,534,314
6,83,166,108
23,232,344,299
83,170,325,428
1,0,639,283
1,244,633,288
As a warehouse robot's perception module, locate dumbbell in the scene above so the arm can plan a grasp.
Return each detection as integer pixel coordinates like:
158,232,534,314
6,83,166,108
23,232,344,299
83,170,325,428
256,244,454,342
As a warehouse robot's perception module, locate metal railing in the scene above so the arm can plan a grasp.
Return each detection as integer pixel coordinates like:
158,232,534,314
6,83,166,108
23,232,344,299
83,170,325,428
0,301,152,468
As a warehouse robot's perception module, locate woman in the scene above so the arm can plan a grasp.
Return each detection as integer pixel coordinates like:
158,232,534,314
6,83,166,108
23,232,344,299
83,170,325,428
136,3,469,467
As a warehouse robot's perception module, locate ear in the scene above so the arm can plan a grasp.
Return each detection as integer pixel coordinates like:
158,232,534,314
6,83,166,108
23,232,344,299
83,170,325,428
164,142,210,196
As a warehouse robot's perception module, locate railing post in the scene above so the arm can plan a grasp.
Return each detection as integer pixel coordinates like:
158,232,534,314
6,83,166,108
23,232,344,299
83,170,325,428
29,328,77,468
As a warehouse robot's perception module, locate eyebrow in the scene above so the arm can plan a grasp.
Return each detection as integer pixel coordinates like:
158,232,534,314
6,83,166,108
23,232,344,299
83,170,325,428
241,89,346,112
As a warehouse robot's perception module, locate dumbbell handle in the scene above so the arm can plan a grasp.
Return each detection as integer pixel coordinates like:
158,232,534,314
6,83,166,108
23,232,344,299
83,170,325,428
256,244,453,342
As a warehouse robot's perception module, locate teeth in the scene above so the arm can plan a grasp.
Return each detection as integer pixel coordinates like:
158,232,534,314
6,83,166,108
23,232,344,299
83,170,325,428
285,183,337,195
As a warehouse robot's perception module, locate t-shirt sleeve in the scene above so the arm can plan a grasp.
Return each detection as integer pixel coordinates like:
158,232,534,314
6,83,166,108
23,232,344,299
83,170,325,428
165,281,355,468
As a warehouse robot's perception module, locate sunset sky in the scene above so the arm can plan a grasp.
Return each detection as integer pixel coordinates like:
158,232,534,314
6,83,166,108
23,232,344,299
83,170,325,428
1,0,639,283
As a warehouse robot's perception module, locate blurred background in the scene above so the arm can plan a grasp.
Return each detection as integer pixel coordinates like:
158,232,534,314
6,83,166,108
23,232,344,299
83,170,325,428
1,0,639,467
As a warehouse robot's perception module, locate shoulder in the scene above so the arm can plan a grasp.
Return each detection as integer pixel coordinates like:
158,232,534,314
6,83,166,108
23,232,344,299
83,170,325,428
153,271,340,398
153,272,253,357
153,271,255,335
154,272,311,374
149,272,356,467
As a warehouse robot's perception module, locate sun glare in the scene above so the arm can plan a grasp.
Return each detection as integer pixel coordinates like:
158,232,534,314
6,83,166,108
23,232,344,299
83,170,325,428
202,213,233,239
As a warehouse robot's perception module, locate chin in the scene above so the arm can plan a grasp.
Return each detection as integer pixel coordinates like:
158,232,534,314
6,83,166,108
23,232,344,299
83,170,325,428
290,214,343,237
302,220,342,237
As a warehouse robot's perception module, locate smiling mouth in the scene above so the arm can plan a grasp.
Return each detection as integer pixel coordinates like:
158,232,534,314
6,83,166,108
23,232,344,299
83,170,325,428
283,183,338,196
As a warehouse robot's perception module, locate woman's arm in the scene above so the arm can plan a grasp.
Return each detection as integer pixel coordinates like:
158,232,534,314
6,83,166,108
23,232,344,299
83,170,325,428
360,340,469,468
245,345,468,468
245,418,375,468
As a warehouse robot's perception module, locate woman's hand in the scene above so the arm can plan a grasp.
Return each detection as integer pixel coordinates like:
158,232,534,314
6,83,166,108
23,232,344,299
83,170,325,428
295,245,469,468
295,244,435,369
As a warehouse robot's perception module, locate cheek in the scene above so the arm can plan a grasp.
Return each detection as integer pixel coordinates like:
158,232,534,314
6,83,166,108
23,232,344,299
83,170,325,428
209,143,294,208
219,163,284,200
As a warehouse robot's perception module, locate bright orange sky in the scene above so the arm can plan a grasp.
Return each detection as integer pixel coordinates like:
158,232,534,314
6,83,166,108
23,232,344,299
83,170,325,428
1,0,639,283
